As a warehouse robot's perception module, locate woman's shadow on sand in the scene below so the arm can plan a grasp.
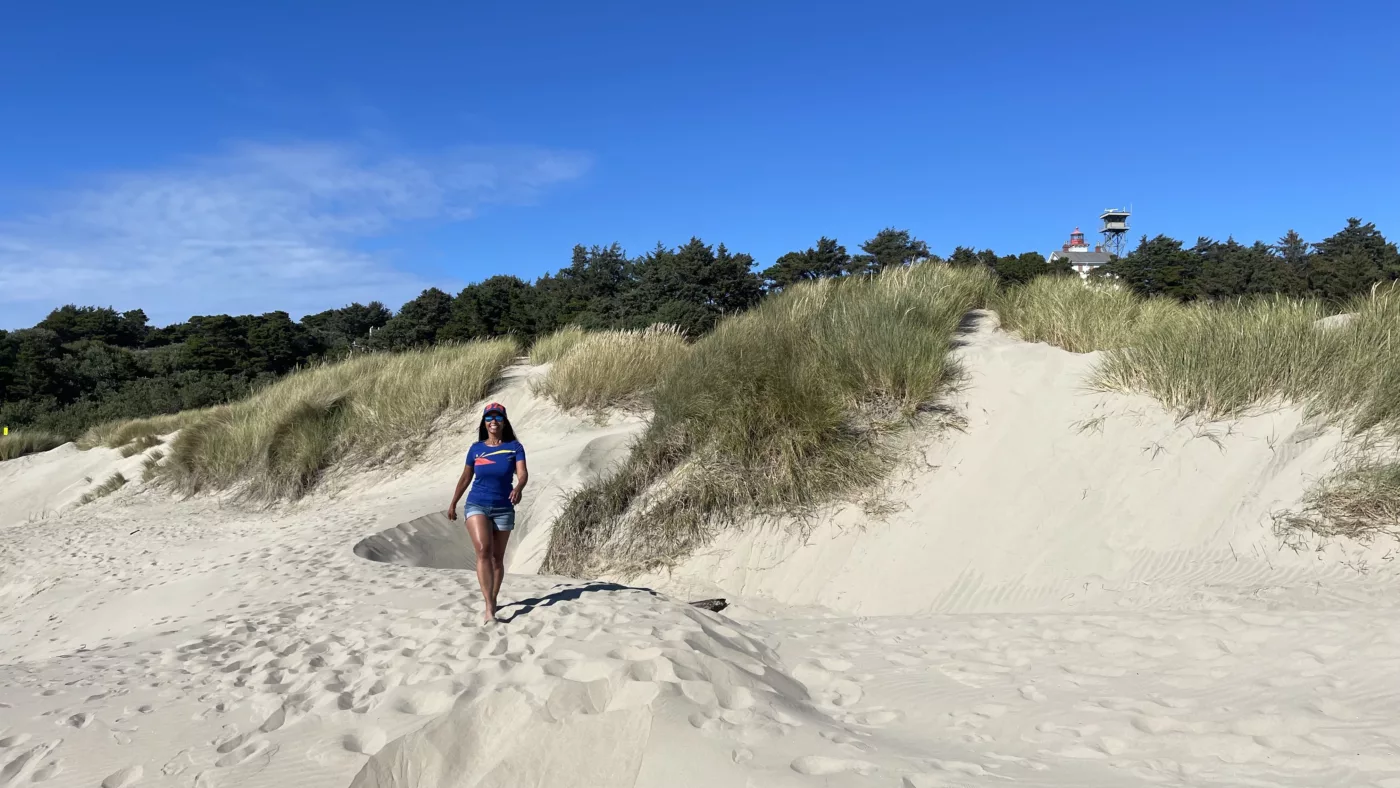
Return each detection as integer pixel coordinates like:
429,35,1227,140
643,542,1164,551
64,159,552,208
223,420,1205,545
496,581,727,623
496,581,656,623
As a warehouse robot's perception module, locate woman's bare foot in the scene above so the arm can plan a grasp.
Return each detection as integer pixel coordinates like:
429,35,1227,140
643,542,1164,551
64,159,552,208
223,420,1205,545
482,607,497,625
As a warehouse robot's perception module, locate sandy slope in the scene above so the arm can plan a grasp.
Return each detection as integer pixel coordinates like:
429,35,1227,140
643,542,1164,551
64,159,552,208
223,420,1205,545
4,331,1400,787
638,311,1391,615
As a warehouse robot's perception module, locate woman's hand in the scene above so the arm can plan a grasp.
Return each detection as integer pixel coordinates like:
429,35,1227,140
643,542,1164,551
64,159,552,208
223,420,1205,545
509,487,523,505
447,505,458,520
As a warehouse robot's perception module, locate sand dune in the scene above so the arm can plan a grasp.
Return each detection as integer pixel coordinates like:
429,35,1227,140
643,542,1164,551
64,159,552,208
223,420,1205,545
4,325,1400,787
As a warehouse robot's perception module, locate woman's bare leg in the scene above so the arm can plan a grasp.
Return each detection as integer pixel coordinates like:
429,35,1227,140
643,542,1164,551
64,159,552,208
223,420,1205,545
490,530,512,611
466,515,496,622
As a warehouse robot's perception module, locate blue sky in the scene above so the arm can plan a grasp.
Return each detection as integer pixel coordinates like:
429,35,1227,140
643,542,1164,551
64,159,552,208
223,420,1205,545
2,1,1397,328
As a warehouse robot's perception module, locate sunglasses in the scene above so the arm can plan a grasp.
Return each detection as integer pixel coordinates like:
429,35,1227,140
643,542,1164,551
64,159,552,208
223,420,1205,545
483,414,504,423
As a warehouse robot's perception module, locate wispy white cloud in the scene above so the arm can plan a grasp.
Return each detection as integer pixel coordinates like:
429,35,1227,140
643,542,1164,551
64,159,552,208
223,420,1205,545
0,142,591,327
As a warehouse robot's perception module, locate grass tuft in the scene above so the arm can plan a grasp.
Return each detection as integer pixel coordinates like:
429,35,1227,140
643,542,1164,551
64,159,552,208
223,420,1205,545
79,411,211,451
0,431,67,462
160,339,518,500
528,325,590,364
119,434,164,458
544,263,996,577
77,472,127,506
142,449,166,483
533,325,690,412
1275,452,1400,549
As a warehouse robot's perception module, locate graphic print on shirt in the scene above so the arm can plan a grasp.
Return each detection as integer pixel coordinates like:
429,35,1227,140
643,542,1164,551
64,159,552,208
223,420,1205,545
464,441,526,507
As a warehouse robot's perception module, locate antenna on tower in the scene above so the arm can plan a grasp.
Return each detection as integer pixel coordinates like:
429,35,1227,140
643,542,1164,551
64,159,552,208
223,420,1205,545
1099,207,1131,259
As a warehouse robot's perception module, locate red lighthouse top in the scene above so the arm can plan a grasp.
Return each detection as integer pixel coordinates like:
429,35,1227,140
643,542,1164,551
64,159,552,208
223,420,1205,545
1062,227,1089,252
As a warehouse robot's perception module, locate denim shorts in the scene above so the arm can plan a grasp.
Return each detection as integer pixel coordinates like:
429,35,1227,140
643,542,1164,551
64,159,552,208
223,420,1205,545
462,503,515,532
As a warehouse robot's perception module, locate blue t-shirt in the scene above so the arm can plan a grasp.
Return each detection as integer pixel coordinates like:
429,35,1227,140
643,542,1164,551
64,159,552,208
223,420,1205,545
465,440,526,507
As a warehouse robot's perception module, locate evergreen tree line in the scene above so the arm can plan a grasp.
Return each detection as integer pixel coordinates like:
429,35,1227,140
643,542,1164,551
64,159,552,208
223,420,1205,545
1103,219,1400,302
2,219,1395,438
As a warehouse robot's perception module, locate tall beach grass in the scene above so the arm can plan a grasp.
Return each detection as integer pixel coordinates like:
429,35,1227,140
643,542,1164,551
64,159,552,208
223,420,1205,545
161,339,518,500
533,325,690,412
995,276,1400,431
78,410,212,451
544,263,996,577
528,325,590,364
0,431,67,462
1091,296,1330,420
993,276,1174,353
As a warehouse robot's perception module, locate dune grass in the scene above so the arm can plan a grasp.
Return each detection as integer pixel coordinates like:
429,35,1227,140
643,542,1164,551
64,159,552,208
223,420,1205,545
1275,451,1400,549
994,276,1400,428
532,325,690,412
993,276,1176,353
0,431,67,462
142,449,165,483
160,339,518,500
77,472,127,506
544,263,996,577
1091,296,1331,420
1306,286,1400,434
528,325,590,364
118,434,164,458
78,411,211,451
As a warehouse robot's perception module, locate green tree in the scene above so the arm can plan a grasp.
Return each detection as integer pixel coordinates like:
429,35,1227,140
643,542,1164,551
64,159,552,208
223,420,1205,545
853,228,931,275
37,305,149,347
1308,218,1399,300
179,315,250,373
370,288,455,349
761,237,852,290
53,340,144,400
992,251,1062,285
1274,230,1312,279
947,246,980,268
0,330,15,402
534,244,634,331
627,238,763,335
8,329,67,401
300,302,391,348
1107,235,1200,300
245,311,322,375
442,275,538,341
1196,237,1254,300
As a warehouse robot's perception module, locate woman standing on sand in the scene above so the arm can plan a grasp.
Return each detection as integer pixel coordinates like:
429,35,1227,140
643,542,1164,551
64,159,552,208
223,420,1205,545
447,402,528,624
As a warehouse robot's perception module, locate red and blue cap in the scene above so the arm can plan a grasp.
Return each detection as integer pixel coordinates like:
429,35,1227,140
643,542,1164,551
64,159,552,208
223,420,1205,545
483,402,507,417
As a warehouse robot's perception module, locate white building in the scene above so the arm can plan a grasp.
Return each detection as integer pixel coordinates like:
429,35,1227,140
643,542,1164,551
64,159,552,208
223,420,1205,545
1048,227,1112,279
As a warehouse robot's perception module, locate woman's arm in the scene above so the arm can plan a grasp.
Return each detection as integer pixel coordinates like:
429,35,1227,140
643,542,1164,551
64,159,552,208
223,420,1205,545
509,459,529,505
448,465,474,519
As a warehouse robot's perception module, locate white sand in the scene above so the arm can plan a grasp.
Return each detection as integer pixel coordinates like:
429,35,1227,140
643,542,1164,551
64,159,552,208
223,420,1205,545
4,320,1400,788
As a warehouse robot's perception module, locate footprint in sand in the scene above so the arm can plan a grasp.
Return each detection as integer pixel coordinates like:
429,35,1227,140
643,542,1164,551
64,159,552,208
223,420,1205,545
2,740,62,784
64,712,95,729
215,730,250,755
341,727,386,755
31,758,62,782
394,688,456,716
215,737,275,768
790,755,878,776
101,765,143,788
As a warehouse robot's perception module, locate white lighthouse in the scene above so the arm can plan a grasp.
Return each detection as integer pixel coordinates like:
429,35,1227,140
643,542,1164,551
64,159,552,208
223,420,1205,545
1049,226,1113,279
